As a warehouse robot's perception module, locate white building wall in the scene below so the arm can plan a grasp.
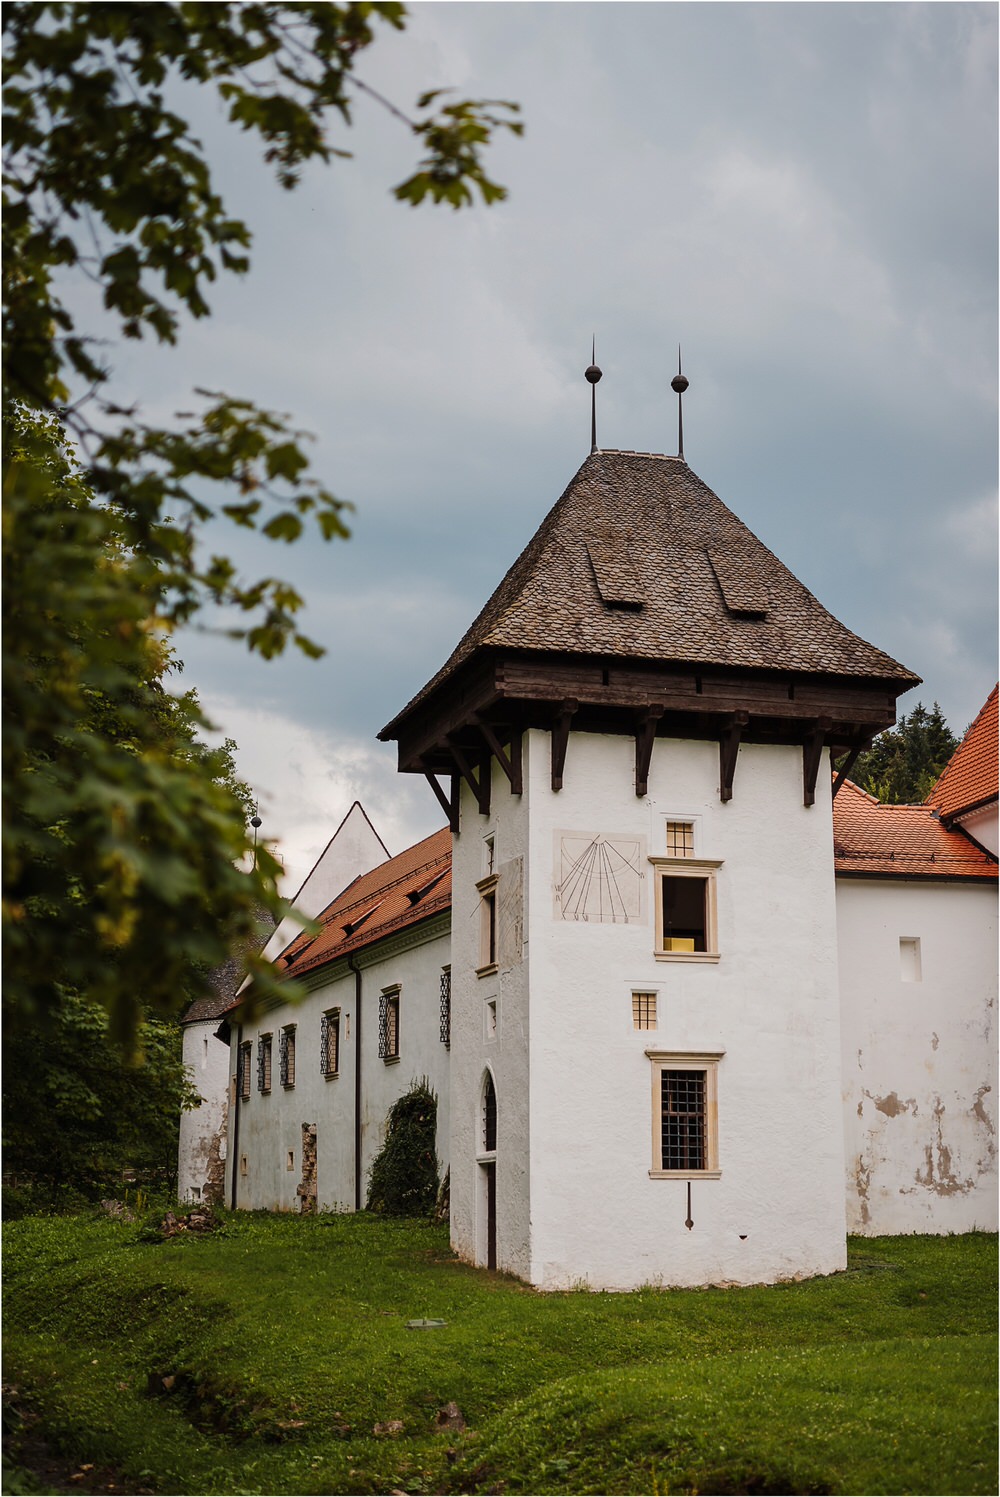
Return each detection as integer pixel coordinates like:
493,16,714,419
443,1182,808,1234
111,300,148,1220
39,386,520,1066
449,753,532,1279
955,804,998,859
226,920,451,1213
837,877,998,1234
177,1020,231,1203
520,728,847,1290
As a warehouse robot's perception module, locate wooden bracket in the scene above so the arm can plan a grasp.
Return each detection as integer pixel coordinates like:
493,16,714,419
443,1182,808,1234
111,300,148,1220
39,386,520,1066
424,772,460,834
634,704,665,797
831,742,864,802
719,712,748,803
448,736,490,817
551,699,577,792
802,717,832,806
474,716,523,795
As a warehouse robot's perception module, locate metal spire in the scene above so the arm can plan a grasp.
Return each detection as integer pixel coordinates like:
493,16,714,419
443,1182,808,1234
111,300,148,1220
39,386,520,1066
585,338,603,454
671,346,689,461
251,804,262,872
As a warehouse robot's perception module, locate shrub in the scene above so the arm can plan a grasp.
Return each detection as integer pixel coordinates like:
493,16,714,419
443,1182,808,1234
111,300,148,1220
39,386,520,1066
366,1079,439,1217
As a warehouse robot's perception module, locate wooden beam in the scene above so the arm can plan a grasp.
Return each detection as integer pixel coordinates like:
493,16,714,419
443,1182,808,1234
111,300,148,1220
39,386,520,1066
478,744,492,817
474,715,519,794
508,729,523,796
802,718,832,806
448,737,490,816
423,772,459,834
551,699,577,792
831,743,864,801
634,704,665,797
719,712,749,803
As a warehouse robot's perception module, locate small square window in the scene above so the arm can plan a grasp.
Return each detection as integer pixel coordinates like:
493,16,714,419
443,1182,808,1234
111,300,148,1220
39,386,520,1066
379,988,400,1062
647,1051,723,1178
280,1025,296,1088
476,873,499,976
320,1010,340,1078
286,1150,295,1172
649,857,721,961
632,991,657,1030
485,997,497,1041
899,937,922,983
240,1154,249,1178
665,821,694,858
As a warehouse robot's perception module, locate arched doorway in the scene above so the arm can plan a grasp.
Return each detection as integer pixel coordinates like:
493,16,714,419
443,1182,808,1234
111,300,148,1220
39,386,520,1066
478,1071,497,1269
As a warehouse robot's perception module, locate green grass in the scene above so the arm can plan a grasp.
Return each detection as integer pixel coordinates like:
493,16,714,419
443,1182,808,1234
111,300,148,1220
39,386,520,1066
3,1213,996,1495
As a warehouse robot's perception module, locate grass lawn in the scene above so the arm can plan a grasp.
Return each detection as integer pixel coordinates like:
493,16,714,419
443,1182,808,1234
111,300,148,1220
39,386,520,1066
2,1212,996,1496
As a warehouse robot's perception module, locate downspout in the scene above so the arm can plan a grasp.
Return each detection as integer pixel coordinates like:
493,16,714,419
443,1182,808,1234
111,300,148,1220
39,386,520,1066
347,955,363,1211
229,1022,243,1210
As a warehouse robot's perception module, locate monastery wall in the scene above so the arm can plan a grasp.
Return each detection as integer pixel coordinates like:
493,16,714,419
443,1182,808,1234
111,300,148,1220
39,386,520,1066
837,877,998,1234
178,1020,231,1205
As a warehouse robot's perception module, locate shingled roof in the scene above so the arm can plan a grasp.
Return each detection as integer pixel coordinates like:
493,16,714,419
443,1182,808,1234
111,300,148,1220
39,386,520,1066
252,827,452,989
833,779,996,880
384,450,918,734
925,685,998,824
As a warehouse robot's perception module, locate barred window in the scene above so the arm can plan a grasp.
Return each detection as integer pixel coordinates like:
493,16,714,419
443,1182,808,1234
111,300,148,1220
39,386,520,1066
320,1010,340,1078
632,991,657,1030
439,967,452,1047
257,1034,272,1094
482,1072,497,1153
238,1041,252,1101
378,988,400,1062
279,1025,296,1088
647,1051,722,1178
666,821,694,858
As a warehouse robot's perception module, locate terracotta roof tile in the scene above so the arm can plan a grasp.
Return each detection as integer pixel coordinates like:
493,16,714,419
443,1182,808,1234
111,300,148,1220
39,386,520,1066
834,779,996,879
925,685,998,822
255,828,452,990
384,451,918,733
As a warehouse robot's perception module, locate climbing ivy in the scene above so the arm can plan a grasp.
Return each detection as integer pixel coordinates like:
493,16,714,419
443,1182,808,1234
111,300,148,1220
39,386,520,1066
366,1080,439,1218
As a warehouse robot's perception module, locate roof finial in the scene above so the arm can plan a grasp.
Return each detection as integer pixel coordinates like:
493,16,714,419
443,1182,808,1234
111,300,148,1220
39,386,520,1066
671,346,689,462
585,337,602,455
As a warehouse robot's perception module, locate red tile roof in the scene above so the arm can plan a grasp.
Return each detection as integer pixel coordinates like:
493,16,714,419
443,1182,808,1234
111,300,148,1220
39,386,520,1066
924,685,998,823
258,828,451,989
834,779,996,879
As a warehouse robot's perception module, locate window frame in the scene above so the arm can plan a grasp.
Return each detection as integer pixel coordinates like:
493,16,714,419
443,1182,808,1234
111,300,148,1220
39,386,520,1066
439,966,452,1048
238,1040,252,1101
648,856,722,962
257,1033,273,1094
646,1050,723,1179
475,872,499,977
632,990,658,1030
378,985,400,1063
279,1024,296,1088
320,1008,340,1079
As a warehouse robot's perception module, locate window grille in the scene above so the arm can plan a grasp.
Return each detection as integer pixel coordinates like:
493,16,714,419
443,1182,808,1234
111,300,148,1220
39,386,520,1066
483,1073,497,1152
632,992,657,1030
238,1041,252,1101
279,1026,296,1088
439,968,452,1047
320,1010,339,1077
257,1034,272,1093
378,990,399,1061
666,821,694,858
660,1070,705,1171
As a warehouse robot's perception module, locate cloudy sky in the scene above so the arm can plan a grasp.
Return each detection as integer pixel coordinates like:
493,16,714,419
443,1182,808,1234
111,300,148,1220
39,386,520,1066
102,2,997,892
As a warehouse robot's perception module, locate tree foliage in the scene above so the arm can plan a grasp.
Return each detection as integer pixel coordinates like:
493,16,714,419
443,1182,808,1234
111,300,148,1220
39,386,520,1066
2,4,519,1041
366,1079,439,1217
849,702,959,805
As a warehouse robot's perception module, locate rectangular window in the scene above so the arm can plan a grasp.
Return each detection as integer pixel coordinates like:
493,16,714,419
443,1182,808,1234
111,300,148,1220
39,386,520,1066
257,1033,272,1094
665,821,694,858
476,873,499,976
238,1041,252,1101
439,967,452,1047
279,1025,296,1088
649,858,721,960
379,987,400,1062
632,991,657,1030
899,937,922,983
320,1009,340,1078
646,1051,723,1178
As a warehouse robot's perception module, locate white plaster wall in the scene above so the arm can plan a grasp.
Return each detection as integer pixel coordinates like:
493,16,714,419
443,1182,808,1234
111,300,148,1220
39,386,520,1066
523,728,847,1290
177,1020,231,1203
226,921,451,1213
837,877,998,1234
449,752,532,1279
956,805,998,859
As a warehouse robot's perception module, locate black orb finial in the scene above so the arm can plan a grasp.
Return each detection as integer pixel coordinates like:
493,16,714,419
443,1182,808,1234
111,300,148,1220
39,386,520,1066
672,346,689,460
586,337,602,453
250,815,262,829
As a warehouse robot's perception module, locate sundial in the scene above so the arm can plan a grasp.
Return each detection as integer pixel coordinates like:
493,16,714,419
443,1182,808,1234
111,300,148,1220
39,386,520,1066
554,833,645,923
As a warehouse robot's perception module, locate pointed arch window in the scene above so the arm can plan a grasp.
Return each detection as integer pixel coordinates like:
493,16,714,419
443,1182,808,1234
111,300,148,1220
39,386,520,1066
482,1072,497,1154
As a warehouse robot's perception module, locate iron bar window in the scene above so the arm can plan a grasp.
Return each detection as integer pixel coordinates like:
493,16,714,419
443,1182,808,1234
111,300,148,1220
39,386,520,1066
279,1026,296,1088
439,968,452,1047
378,989,399,1061
257,1034,272,1094
660,1070,705,1171
238,1041,252,1101
483,1072,497,1152
320,1010,340,1077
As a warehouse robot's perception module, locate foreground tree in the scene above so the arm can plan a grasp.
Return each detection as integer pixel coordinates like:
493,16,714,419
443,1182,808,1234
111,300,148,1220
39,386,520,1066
850,702,959,805
2,4,520,1036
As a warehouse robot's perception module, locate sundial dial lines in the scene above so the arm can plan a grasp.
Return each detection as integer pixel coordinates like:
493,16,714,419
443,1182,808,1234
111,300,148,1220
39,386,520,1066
554,832,646,924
